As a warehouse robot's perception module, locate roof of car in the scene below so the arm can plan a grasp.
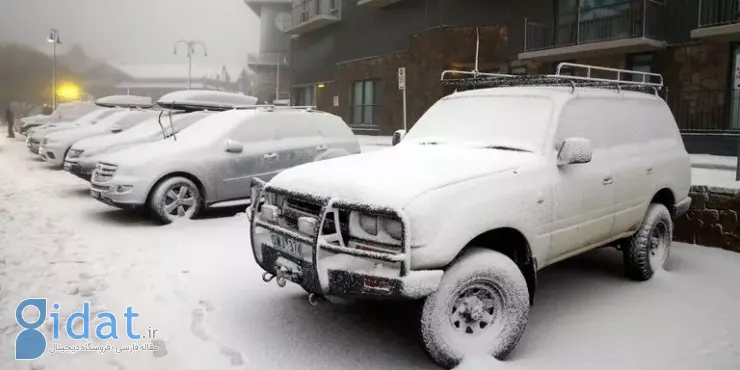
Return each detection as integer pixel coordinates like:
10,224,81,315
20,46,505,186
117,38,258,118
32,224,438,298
95,95,154,108
449,86,661,101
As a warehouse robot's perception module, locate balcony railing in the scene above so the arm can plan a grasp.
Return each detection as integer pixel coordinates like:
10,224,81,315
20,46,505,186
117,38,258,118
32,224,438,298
247,52,289,66
524,0,667,53
288,0,341,34
698,0,740,28
665,89,740,132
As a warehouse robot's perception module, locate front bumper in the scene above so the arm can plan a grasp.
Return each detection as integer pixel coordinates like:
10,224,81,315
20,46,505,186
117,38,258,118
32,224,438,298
674,196,692,219
40,143,65,165
249,178,442,300
89,172,149,209
63,158,94,181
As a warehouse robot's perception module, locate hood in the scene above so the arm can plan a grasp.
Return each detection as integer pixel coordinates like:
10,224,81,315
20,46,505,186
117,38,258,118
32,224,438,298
31,123,77,140
73,129,158,156
96,138,199,167
269,144,537,209
45,124,111,145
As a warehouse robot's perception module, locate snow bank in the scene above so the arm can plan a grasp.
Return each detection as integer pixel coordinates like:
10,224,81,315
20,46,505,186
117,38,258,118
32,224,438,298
691,168,740,189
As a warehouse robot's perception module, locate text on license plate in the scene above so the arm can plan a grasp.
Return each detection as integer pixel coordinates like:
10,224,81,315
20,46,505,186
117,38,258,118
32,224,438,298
270,233,304,258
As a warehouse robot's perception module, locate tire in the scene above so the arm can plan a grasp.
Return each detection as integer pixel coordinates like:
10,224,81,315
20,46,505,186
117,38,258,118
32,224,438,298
420,248,530,368
148,176,202,225
623,203,673,281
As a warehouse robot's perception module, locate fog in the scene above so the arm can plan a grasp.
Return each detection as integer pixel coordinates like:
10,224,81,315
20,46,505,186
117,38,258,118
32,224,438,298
0,0,260,71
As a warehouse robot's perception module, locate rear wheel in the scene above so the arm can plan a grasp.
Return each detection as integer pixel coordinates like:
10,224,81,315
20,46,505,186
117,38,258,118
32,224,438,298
623,203,673,281
149,176,201,225
420,248,530,368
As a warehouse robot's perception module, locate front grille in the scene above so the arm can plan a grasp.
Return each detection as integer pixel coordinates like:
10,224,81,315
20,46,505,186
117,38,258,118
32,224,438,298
67,149,83,159
275,195,350,242
93,162,118,182
91,183,109,191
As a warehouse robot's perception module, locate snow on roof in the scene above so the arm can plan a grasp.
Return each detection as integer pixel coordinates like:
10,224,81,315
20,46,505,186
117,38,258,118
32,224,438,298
157,90,258,111
451,85,660,100
95,95,154,108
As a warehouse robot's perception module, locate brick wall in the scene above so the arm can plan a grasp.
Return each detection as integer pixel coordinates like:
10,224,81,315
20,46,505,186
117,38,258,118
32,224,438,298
674,185,740,253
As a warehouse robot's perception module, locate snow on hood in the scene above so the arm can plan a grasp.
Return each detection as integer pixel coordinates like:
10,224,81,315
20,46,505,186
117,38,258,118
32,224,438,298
72,126,157,154
268,144,535,209
46,123,111,144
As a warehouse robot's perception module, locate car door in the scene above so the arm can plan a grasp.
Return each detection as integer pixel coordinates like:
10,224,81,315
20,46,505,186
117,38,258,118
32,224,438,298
271,112,323,170
216,116,278,202
548,98,616,261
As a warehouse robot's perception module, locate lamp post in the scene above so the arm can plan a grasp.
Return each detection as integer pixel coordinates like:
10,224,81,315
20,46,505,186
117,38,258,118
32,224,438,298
47,28,62,110
173,40,208,90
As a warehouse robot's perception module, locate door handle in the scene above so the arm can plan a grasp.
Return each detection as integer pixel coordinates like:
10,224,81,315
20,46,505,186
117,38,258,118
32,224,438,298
264,153,278,160
603,176,613,185
646,167,654,174
316,145,327,151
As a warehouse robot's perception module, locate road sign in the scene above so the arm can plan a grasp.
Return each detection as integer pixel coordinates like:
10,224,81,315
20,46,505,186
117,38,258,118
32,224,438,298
398,67,406,90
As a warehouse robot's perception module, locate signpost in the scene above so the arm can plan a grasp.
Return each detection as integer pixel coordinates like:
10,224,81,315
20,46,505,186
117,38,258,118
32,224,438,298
398,67,407,131
735,53,740,180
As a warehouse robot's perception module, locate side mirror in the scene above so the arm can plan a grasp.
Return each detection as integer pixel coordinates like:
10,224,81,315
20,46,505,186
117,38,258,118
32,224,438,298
225,139,244,153
110,125,123,133
557,138,592,166
391,129,406,146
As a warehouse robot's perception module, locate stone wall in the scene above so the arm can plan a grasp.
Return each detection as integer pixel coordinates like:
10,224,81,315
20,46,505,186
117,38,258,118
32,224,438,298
674,185,740,253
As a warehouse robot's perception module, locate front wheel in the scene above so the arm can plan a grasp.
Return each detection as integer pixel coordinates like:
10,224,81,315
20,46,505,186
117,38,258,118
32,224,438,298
623,203,673,281
420,248,530,368
149,176,202,225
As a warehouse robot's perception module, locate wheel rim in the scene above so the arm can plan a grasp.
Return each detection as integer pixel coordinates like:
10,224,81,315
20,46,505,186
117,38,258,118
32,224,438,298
163,184,197,219
648,220,670,268
447,281,504,336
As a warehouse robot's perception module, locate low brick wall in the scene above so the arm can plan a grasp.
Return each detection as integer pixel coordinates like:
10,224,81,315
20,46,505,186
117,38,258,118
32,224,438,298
674,186,740,253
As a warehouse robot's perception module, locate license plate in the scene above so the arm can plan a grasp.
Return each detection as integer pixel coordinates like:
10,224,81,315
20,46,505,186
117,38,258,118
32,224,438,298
91,190,101,200
270,233,304,259
63,162,71,170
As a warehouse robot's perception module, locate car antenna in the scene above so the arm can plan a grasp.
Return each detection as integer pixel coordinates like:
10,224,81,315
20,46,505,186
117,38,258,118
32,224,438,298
168,108,177,142
156,110,167,140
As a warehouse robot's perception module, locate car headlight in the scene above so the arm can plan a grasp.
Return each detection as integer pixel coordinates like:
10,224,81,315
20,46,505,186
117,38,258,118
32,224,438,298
350,212,403,241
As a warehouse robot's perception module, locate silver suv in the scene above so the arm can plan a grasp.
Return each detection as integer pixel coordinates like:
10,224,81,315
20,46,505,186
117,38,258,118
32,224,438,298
90,107,360,224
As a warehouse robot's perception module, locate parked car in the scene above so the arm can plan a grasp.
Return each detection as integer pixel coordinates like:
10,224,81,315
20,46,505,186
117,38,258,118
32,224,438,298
27,95,152,154
89,106,360,224
20,101,100,134
40,109,158,167
64,90,260,181
247,64,692,368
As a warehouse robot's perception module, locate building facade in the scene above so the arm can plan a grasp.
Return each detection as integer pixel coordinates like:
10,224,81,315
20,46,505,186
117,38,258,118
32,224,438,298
244,0,293,104
285,0,740,155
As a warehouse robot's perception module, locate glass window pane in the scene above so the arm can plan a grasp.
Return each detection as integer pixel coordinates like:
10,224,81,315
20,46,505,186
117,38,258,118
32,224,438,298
363,106,373,125
363,81,374,105
353,82,363,106
352,106,362,125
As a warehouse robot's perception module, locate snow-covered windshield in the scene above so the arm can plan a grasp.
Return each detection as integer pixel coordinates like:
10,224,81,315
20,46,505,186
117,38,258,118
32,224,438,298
124,111,212,137
403,95,555,153
174,110,252,144
53,103,99,121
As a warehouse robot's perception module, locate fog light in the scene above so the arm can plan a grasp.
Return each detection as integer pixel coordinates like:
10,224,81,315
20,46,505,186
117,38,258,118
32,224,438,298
115,185,133,193
298,216,318,236
261,204,280,222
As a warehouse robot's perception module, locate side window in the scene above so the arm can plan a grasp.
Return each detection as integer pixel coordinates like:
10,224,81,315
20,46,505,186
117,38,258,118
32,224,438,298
230,117,275,143
117,112,152,129
555,99,608,150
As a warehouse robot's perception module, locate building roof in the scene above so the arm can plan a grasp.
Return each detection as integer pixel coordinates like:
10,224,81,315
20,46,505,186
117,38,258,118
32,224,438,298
109,63,238,81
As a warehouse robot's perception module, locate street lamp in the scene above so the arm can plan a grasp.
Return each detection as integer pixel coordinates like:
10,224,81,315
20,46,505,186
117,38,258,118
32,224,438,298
47,28,62,110
173,40,208,90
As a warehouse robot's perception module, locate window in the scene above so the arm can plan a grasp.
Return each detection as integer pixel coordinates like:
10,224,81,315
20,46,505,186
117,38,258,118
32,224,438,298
350,80,379,126
556,99,608,150
626,53,655,83
294,86,315,106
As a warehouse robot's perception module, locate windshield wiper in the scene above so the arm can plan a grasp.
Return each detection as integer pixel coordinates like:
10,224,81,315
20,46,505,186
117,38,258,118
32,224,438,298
485,145,531,152
418,141,441,145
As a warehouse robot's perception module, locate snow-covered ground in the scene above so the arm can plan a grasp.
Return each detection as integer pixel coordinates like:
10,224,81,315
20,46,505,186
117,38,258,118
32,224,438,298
1,135,739,370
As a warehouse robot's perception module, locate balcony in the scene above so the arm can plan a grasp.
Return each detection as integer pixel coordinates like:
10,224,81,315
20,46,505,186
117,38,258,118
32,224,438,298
287,0,341,35
357,0,403,8
692,0,740,40
520,0,668,62
247,52,290,67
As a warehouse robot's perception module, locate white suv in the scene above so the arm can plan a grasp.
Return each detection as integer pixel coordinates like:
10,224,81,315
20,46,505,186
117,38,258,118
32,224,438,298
247,64,691,368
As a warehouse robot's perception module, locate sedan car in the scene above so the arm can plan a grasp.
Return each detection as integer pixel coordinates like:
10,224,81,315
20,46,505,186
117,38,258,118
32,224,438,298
20,101,100,134
64,111,213,180
89,107,360,224
27,108,122,154
40,110,159,167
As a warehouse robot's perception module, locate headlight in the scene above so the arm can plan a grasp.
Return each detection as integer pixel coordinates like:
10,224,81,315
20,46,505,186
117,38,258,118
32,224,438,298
42,138,48,145
351,212,403,241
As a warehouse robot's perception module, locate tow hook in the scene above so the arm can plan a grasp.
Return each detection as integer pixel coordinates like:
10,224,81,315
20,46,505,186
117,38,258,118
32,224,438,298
275,268,288,288
262,272,275,283
308,293,320,306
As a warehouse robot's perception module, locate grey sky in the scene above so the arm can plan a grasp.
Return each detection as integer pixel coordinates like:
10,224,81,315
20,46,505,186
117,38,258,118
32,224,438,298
0,0,260,72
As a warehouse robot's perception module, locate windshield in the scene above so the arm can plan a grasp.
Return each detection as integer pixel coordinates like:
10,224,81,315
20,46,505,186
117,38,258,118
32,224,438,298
175,110,250,144
123,112,210,137
403,95,555,153
52,103,99,121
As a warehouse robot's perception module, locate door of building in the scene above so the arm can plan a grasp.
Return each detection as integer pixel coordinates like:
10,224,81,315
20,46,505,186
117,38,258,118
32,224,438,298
730,45,740,130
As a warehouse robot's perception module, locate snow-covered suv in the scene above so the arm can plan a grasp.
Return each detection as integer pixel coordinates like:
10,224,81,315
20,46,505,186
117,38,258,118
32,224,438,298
248,63,692,368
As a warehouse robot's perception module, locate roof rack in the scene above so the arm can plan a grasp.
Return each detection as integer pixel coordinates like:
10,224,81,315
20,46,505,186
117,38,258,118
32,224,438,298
230,105,318,112
441,62,664,96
